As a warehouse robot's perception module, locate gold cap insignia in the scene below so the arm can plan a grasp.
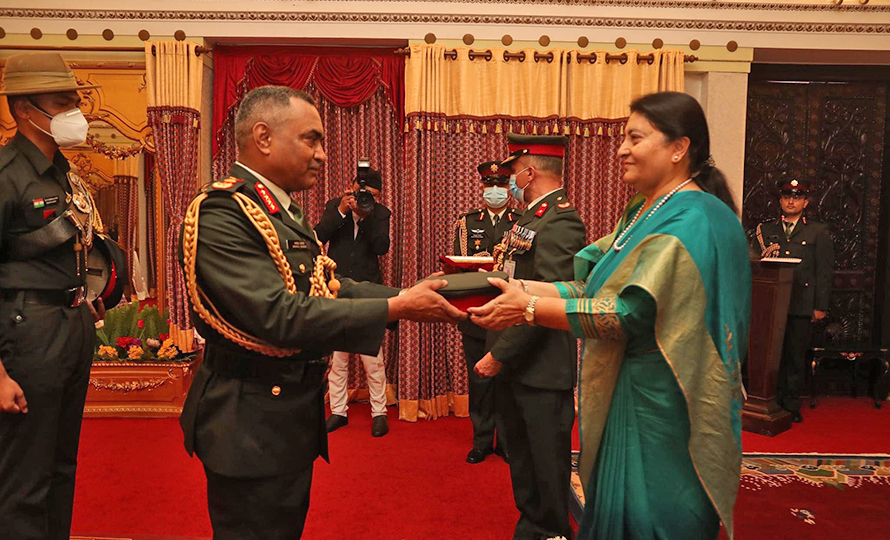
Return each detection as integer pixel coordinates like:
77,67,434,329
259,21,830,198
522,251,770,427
790,179,799,187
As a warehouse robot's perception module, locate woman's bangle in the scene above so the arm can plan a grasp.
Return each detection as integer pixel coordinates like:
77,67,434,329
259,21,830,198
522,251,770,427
518,279,529,293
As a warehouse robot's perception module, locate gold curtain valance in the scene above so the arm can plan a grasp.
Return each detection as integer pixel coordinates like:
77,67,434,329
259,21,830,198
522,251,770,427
144,41,203,110
112,154,140,181
405,43,685,122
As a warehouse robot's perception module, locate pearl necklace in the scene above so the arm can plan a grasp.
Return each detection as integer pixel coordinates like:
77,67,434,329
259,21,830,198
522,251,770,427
612,178,694,251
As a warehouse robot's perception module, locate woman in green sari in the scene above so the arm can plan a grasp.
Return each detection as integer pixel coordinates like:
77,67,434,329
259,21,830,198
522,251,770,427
470,91,750,540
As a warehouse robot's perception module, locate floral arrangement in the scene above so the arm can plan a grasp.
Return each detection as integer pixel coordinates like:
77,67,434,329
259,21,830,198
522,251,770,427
94,302,196,363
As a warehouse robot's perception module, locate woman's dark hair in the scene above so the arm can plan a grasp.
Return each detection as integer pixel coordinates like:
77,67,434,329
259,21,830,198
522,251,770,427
629,91,738,214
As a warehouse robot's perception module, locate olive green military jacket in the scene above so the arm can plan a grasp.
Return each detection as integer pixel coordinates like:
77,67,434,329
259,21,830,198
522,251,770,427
0,132,83,289
452,205,521,339
179,163,397,478
757,217,834,317
486,189,587,390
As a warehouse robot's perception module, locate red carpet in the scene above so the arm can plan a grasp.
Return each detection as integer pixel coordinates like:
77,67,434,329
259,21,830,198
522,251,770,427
741,397,890,454
72,397,887,539
72,403,518,539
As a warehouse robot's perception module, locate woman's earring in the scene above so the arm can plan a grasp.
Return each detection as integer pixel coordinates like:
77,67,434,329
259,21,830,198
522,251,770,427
673,155,680,162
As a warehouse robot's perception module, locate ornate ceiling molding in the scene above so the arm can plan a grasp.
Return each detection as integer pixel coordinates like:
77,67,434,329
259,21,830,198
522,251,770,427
2,9,889,34
265,0,889,12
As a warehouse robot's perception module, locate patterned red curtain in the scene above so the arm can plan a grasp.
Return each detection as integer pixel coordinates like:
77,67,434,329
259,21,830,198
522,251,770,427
148,107,201,328
114,177,138,292
209,46,631,422
211,45,405,181
297,83,405,406
399,116,632,420
143,151,157,291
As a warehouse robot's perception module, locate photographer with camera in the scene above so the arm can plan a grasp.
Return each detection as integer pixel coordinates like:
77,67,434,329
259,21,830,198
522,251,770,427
315,161,392,436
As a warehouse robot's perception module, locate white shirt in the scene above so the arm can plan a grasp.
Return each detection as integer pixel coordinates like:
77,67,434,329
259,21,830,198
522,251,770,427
337,204,362,239
235,161,297,221
527,188,562,211
487,207,506,227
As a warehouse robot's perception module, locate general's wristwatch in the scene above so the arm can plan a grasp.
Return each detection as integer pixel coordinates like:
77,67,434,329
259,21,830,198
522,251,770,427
524,295,540,325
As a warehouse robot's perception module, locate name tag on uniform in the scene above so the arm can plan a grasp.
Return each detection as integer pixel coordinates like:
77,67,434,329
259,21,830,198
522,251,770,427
503,259,516,280
32,195,60,208
285,239,309,251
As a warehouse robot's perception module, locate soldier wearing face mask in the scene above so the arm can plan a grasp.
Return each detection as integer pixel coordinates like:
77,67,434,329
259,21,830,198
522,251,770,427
0,53,104,539
451,160,520,463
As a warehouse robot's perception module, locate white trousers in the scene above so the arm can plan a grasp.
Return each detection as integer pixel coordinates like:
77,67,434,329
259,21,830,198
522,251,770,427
328,349,387,417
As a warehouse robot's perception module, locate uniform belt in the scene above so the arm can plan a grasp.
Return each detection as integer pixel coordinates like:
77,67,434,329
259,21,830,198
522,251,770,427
203,350,328,383
1,287,87,308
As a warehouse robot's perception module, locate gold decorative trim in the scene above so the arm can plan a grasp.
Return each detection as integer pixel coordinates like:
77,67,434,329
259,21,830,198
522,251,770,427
84,134,144,160
295,0,890,11
91,361,192,368
1,9,888,33
83,405,183,413
89,368,181,393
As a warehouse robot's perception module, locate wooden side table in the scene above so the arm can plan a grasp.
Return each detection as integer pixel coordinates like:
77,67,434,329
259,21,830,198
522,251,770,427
808,348,890,409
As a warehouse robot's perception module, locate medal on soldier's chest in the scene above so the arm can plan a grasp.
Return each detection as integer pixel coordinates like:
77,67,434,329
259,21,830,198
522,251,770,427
493,224,536,274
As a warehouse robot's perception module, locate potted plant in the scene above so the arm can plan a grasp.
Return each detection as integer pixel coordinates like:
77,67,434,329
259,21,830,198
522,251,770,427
85,302,202,418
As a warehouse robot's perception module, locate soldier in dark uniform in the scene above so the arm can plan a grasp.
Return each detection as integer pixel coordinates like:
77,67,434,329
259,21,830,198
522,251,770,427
756,178,834,423
0,53,104,540
178,85,464,539
452,160,521,464
475,134,587,540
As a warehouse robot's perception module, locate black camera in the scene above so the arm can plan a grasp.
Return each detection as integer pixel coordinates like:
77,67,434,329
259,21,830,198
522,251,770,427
353,158,376,214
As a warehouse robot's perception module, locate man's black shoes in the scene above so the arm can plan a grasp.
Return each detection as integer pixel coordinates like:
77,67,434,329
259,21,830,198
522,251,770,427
326,414,348,433
372,415,389,437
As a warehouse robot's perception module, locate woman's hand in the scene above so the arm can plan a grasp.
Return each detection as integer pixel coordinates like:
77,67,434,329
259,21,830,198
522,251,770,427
468,277,530,330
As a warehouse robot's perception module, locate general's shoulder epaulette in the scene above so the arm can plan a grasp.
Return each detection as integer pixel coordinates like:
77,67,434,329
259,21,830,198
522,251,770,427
462,208,484,217
555,196,575,213
207,177,246,193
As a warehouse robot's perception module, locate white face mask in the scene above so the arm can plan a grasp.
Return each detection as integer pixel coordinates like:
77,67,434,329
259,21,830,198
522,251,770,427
29,105,89,148
483,186,509,208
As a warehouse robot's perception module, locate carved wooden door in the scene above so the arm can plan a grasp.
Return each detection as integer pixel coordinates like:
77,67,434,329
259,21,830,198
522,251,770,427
744,81,887,347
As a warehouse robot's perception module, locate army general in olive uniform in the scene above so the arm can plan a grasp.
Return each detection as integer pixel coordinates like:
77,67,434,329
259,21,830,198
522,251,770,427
452,160,520,464
474,135,587,540
0,53,103,540
179,86,463,539
756,178,834,423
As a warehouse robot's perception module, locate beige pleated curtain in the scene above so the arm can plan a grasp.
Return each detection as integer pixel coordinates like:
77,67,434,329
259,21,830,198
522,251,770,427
144,41,204,352
405,43,685,121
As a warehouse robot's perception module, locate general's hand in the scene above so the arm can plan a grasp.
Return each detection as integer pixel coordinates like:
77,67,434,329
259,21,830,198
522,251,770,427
813,310,827,322
0,374,28,414
474,352,503,378
389,279,467,323
468,278,529,330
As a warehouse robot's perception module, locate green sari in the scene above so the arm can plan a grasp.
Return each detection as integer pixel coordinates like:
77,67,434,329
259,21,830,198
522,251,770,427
553,191,750,540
